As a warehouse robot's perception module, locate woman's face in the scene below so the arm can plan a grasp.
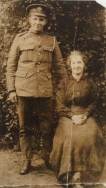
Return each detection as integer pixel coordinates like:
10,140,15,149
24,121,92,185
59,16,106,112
70,55,85,75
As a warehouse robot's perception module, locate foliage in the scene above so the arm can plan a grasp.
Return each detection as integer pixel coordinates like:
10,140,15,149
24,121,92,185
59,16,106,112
0,0,106,148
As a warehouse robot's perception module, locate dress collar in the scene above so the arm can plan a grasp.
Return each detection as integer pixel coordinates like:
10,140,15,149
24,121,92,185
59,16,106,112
69,73,88,81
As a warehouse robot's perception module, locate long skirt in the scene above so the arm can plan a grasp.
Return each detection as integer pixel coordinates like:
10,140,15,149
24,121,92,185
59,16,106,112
50,116,105,183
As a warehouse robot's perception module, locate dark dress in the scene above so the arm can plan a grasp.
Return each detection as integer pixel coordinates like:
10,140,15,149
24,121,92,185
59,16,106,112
50,73,105,183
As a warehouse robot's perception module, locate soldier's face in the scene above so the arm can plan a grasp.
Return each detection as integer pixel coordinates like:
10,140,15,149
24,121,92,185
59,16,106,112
29,14,47,32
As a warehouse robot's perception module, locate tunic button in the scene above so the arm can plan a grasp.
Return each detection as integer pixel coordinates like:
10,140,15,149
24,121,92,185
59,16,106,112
38,53,41,55
37,70,40,72
38,62,40,65
38,36,40,39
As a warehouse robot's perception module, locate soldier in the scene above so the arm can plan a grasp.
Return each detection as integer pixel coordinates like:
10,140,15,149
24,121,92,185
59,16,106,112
6,4,67,174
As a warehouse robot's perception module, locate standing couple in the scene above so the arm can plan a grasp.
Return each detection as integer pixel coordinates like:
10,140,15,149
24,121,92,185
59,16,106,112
6,3,105,188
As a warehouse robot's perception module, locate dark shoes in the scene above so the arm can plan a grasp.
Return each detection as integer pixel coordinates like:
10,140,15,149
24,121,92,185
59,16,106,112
19,159,51,174
71,172,85,188
45,160,52,169
19,160,31,175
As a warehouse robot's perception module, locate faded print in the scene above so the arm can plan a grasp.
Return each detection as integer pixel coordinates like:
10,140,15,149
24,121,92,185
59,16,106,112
0,0,106,188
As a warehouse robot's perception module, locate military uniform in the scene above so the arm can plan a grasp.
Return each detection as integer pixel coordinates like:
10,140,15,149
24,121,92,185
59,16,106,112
7,29,67,160
6,4,67,172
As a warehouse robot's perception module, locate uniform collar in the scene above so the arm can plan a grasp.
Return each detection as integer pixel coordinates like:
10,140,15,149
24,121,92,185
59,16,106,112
28,28,44,36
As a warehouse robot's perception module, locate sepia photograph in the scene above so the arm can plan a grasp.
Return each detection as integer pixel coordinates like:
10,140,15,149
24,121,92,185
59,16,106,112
0,0,106,187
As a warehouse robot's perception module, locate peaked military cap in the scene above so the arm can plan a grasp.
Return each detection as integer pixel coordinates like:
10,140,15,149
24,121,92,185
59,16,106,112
26,4,51,17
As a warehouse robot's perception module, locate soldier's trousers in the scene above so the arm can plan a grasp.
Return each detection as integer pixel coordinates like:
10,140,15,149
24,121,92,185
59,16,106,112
17,96,53,161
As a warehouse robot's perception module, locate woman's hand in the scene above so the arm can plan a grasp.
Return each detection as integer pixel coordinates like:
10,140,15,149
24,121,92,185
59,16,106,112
9,91,17,103
71,114,87,125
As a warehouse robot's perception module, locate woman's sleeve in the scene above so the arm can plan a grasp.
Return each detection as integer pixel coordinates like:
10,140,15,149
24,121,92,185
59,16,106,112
56,78,74,118
84,79,98,118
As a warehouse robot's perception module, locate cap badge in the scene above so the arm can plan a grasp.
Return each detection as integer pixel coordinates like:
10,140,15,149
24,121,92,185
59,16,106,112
37,7,42,11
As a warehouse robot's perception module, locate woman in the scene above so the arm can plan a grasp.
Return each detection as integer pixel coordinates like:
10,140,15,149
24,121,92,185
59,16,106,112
50,51,105,187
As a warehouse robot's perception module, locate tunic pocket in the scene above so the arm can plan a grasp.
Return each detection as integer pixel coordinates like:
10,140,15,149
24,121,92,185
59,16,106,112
43,46,53,62
19,43,35,62
15,69,36,93
43,46,54,52
15,70,27,77
15,69,36,78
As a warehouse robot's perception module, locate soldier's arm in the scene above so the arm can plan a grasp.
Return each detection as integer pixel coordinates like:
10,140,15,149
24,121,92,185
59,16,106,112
6,35,20,93
56,78,74,118
52,38,67,83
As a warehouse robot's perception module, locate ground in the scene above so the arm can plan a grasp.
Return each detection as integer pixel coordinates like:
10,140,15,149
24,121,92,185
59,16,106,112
0,150,106,188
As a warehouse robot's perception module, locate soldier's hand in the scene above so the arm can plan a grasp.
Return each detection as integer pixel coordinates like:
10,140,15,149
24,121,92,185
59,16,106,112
9,91,17,103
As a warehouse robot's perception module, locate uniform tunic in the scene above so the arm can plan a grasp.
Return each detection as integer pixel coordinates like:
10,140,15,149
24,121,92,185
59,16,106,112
6,30,67,96
50,74,105,183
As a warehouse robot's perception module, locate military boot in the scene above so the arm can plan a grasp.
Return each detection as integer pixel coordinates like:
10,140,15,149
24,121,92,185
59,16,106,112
19,160,31,174
45,160,52,170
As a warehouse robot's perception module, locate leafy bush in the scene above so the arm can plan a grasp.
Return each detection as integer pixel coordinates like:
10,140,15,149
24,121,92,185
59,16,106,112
0,0,106,149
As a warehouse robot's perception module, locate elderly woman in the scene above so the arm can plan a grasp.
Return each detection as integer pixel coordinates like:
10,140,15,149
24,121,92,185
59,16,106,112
50,51,105,187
